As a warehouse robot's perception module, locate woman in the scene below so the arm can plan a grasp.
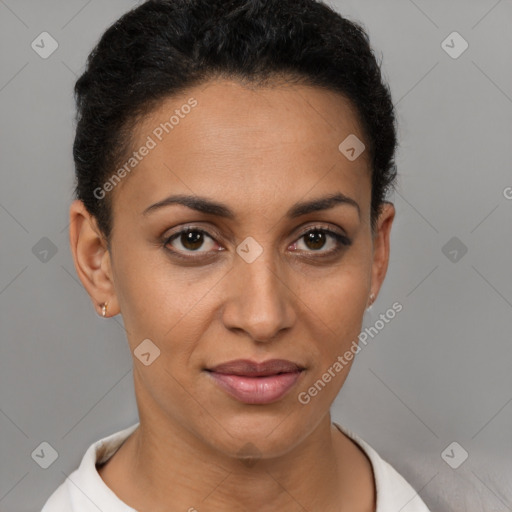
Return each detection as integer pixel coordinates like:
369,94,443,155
42,0,431,510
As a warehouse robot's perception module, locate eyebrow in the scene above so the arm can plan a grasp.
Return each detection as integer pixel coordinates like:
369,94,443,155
142,192,360,219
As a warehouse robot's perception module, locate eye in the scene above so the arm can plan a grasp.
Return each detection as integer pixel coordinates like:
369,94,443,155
164,227,220,257
290,227,351,256
163,225,351,261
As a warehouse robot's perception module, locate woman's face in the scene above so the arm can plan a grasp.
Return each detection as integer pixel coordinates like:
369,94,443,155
73,78,394,459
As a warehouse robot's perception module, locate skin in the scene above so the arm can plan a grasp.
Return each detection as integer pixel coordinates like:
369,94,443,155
69,78,395,512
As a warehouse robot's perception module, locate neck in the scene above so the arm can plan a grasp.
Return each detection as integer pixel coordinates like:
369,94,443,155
107,416,366,511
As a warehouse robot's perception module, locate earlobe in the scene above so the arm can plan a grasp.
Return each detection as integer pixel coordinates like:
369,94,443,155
69,199,118,317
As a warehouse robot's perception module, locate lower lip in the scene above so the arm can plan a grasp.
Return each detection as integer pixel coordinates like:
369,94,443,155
207,371,303,404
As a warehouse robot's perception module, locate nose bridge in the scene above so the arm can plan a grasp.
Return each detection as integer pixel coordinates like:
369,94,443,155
222,237,295,342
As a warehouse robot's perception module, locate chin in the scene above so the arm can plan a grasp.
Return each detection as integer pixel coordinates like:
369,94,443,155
195,408,314,461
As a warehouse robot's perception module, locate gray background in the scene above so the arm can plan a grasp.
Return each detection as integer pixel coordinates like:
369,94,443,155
1,1,511,511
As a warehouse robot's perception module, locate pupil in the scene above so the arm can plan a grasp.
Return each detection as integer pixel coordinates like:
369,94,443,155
182,231,203,250
306,231,325,250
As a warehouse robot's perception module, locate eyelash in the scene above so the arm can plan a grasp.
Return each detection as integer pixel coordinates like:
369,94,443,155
162,225,351,261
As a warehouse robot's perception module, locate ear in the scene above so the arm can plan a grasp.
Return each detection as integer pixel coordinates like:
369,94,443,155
369,201,395,303
68,199,119,317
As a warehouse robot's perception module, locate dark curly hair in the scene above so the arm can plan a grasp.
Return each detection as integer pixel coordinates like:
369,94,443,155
73,0,397,245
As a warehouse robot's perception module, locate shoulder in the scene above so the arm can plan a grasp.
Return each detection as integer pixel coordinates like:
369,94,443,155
40,423,139,512
333,422,431,512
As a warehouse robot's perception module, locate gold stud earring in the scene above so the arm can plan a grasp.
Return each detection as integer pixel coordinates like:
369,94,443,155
101,302,108,317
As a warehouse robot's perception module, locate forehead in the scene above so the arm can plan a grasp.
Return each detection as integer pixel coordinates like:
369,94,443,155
111,78,371,220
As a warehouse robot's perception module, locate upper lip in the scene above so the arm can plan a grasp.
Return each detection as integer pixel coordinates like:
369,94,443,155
207,359,304,377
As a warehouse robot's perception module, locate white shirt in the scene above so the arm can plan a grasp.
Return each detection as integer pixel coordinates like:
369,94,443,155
41,422,431,511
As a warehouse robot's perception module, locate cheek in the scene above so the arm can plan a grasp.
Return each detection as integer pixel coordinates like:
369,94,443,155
110,244,179,341
295,251,372,392
312,273,368,357
295,266,370,409
305,253,371,332
111,243,218,362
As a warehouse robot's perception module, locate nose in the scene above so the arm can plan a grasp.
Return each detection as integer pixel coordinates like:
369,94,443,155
220,247,296,343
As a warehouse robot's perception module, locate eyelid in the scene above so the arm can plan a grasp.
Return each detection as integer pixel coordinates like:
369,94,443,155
163,223,234,246
294,222,348,239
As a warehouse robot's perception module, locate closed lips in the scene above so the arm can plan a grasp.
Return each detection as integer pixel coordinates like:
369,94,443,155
206,359,305,376
205,359,306,404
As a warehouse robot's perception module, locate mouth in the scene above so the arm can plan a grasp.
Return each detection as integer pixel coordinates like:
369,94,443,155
205,359,306,405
